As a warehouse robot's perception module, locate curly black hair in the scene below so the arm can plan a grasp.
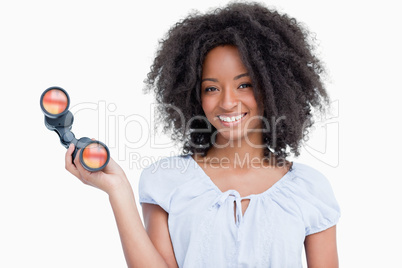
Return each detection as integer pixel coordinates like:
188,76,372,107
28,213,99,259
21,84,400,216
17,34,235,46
144,1,330,160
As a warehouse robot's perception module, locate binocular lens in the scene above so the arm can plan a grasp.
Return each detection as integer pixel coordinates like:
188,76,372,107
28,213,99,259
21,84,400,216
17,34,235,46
81,142,109,170
42,89,69,115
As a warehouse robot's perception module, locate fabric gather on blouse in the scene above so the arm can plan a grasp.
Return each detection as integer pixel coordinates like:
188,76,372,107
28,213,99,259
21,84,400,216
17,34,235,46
139,155,340,268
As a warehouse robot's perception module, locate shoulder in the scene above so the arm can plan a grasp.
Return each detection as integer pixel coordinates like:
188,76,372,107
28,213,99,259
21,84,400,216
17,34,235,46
290,162,333,191
138,155,198,211
291,161,327,181
140,154,196,181
287,162,341,235
290,162,337,199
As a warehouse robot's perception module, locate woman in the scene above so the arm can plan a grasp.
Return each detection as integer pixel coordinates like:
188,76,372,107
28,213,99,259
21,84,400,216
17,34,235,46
66,2,340,267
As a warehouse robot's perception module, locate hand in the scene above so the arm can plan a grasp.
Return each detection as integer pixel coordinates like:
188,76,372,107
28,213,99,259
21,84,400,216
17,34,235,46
65,143,129,195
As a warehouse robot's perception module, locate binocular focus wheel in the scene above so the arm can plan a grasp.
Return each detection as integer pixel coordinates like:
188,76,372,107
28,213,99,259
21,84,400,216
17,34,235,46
79,141,110,172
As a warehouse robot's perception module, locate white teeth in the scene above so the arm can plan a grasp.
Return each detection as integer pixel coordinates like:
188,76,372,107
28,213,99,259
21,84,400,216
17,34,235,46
218,113,246,123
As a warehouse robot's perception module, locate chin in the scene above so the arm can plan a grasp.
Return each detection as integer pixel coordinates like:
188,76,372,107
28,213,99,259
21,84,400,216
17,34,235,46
212,129,246,144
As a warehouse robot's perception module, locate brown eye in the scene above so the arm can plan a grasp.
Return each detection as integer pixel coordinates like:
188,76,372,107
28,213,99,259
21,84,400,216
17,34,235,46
204,87,218,92
239,83,252,89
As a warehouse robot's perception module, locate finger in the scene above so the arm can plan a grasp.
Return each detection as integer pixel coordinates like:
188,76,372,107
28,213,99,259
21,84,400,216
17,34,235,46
102,156,119,174
73,148,97,184
65,143,81,178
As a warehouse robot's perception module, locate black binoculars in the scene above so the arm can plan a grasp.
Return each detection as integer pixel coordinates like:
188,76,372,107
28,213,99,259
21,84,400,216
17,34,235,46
40,86,110,172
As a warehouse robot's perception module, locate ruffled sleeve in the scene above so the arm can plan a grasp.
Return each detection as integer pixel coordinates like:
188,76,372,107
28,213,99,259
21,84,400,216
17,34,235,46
138,155,194,213
291,163,341,236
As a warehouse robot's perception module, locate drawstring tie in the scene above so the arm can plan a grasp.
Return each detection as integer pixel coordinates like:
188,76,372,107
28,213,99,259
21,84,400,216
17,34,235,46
210,190,244,227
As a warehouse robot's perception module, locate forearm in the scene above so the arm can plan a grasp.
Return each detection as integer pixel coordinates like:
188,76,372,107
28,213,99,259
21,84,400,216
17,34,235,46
108,185,168,268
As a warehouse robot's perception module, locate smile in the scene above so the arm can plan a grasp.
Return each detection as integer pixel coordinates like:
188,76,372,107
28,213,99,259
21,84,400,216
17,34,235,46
218,113,247,123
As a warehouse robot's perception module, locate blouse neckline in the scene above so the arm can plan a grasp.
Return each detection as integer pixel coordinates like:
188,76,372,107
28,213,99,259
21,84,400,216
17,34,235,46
186,155,296,199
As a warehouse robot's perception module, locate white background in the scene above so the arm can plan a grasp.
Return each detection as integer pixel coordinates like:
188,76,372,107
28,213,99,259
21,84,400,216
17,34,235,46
0,0,400,267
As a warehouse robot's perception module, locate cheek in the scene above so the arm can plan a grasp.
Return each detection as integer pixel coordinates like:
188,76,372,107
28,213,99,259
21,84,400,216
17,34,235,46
243,93,260,113
201,98,219,126
201,97,213,115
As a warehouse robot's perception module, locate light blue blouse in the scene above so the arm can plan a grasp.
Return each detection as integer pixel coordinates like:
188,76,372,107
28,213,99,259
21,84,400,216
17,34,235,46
139,155,340,268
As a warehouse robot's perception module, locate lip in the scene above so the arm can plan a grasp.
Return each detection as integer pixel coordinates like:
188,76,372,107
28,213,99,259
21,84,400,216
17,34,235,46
218,112,246,117
217,112,247,127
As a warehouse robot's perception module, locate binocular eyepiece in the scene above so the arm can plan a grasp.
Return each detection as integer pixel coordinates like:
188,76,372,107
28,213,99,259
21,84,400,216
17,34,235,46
40,87,110,172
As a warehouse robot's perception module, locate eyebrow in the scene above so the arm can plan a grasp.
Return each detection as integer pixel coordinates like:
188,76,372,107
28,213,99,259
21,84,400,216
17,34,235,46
234,73,249,80
201,73,249,83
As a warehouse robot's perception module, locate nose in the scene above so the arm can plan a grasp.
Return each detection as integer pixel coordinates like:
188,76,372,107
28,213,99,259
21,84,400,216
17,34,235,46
220,87,238,110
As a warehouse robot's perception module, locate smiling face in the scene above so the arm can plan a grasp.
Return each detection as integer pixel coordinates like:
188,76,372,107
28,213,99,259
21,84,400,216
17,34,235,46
201,45,263,145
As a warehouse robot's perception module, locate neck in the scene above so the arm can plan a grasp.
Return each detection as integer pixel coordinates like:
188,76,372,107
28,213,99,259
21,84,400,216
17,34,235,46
204,131,270,167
